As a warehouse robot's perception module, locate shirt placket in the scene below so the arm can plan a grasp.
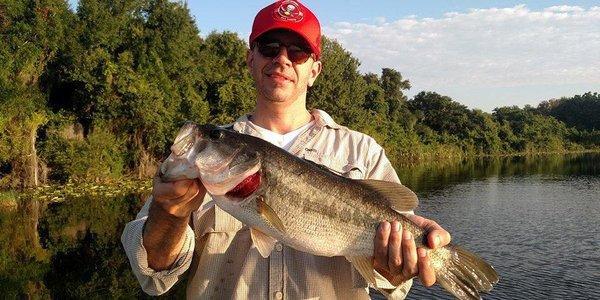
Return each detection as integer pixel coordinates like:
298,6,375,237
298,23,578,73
269,241,285,300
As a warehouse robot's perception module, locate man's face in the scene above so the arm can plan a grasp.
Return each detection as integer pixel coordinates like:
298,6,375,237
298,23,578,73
247,30,322,105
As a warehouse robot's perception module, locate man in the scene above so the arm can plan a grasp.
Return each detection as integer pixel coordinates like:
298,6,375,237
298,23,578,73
122,1,451,299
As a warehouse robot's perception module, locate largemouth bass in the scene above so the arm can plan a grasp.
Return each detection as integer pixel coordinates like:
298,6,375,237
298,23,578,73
159,122,499,300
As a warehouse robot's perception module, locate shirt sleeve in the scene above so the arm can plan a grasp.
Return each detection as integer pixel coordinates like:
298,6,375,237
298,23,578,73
120,196,195,295
365,142,402,184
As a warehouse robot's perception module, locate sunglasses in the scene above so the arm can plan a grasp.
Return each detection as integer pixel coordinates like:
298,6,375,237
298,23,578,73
255,41,314,64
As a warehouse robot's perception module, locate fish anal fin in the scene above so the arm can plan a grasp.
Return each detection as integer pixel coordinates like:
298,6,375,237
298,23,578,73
359,180,419,212
257,196,287,233
250,228,278,258
347,256,377,286
347,256,397,290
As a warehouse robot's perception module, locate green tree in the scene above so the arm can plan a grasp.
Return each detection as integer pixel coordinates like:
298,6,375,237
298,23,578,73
493,105,570,152
468,109,502,154
362,72,388,115
44,0,209,178
408,91,473,138
308,36,368,126
198,31,255,124
380,68,411,123
0,0,72,188
538,92,600,131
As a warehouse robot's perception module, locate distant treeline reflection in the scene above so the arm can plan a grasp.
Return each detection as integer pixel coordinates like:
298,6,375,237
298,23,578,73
397,153,600,194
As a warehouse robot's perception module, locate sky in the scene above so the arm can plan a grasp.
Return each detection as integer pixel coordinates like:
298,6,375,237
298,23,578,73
69,1,600,112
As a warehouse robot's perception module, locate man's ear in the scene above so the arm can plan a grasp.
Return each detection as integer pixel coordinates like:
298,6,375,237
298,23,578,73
307,60,322,87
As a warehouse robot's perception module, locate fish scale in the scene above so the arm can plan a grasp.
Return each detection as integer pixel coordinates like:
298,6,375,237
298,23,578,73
259,158,420,256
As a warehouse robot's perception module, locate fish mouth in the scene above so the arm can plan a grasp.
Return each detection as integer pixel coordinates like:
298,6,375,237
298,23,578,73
225,171,261,199
200,162,261,196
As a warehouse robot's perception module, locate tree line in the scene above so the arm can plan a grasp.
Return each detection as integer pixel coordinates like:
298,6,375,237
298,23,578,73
1,0,598,189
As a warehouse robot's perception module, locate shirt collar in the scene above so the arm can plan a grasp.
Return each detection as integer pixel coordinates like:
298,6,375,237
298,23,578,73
311,109,342,129
231,108,341,133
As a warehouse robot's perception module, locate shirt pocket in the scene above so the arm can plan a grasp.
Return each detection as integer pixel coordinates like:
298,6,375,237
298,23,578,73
303,152,366,180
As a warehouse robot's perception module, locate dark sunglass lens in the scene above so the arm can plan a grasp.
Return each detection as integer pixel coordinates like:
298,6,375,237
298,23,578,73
257,42,312,63
258,42,280,58
288,47,310,63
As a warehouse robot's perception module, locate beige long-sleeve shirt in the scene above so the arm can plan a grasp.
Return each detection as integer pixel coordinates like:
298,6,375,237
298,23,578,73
121,109,412,299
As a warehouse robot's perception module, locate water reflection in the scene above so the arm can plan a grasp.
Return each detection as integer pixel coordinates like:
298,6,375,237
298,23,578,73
397,153,600,194
0,199,49,297
1,152,598,298
1,193,186,298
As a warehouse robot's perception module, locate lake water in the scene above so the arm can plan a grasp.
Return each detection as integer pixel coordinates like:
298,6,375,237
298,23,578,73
405,154,600,300
1,153,599,299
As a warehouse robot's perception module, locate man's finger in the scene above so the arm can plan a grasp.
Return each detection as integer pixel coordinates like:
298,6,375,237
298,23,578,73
427,229,451,249
417,248,436,287
373,221,391,270
153,176,195,201
401,229,418,278
387,221,403,274
187,180,206,211
404,214,451,249
179,179,202,202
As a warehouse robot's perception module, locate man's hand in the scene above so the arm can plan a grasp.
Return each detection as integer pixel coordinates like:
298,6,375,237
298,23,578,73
143,176,206,270
151,176,206,218
373,214,451,287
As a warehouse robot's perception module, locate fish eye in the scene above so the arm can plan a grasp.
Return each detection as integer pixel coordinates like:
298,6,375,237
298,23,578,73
209,128,223,140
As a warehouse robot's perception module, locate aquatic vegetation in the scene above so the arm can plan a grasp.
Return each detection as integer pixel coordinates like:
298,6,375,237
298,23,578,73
21,179,152,204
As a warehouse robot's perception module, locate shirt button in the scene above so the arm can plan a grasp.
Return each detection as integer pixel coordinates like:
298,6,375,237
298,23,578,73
275,291,283,299
275,243,283,252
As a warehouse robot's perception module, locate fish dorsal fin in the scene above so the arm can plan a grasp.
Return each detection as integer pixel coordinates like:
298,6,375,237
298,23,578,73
359,180,418,212
256,196,287,233
250,228,278,258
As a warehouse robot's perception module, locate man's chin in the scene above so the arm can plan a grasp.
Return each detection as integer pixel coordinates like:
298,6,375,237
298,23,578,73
263,96,289,103
260,90,294,103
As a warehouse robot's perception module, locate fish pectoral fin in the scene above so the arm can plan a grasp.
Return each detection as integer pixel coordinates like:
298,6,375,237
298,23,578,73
257,197,286,233
359,180,419,212
346,256,397,290
250,228,278,258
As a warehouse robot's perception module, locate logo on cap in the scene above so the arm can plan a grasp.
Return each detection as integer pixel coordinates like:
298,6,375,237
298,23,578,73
274,0,304,23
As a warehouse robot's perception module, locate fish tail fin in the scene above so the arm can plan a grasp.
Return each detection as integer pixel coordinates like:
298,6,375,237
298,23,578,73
434,244,499,300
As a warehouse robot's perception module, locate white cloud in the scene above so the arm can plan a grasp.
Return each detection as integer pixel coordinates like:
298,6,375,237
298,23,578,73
544,5,585,13
374,16,387,25
323,5,600,110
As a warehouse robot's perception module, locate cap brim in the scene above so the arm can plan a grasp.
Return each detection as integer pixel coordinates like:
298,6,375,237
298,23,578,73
252,26,319,59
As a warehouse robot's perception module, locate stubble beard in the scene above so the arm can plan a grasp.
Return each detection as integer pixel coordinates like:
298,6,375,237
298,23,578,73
257,81,306,104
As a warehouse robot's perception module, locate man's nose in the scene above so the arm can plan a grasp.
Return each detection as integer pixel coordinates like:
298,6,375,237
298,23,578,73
272,46,293,66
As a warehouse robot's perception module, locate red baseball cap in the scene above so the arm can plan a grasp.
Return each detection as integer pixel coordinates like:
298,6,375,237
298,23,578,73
249,0,321,60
